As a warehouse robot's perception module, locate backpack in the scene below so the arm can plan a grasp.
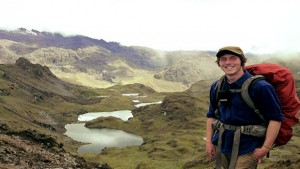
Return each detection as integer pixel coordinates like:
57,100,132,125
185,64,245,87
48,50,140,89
245,63,300,146
215,63,300,146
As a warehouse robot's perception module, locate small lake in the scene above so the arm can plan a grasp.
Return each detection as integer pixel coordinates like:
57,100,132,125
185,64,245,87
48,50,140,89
64,99,162,154
65,123,143,153
78,110,133,121
135,101,162,108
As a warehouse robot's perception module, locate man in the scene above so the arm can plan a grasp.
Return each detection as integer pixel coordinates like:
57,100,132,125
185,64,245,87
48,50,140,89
206,46,283,169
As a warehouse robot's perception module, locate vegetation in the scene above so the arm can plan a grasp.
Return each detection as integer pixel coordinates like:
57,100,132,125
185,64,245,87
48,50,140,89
82,82,300,169
0,28,299,168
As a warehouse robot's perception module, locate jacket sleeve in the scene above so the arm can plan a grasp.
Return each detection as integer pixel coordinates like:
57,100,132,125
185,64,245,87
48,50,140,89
251,80,284,122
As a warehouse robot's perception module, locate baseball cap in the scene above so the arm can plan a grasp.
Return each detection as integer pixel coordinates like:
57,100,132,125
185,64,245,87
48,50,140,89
216,46,244,57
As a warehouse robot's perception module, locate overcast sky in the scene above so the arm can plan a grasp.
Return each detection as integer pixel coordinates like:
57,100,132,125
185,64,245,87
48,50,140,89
1,0,300,53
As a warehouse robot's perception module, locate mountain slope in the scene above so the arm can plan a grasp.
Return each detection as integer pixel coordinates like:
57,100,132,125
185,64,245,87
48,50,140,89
0,58,116,168
0,28,224,92
0,28,162,69
0,45,299,169
154,53,223,84
2,28,299,93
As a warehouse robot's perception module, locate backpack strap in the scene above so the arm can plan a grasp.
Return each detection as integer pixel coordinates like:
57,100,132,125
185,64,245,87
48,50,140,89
215,124,241,169
214,75,226,119
241,75,267,123
213,120,267,169
215,75,267,123
215,75,225,101
213,75,269,168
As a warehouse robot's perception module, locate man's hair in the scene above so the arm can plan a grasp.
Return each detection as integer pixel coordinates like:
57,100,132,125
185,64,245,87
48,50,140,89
216,51,247,66
215,46,247,66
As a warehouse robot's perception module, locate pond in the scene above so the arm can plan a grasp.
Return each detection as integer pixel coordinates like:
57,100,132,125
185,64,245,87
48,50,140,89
64,99,162,154
64,123,143,153
135,101,162,108
78,110,133,121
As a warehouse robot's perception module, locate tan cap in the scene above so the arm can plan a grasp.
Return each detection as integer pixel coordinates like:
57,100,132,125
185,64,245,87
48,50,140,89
216,46,244,57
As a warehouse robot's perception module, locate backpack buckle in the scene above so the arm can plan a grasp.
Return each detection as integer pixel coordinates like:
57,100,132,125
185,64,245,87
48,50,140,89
241,125,266,137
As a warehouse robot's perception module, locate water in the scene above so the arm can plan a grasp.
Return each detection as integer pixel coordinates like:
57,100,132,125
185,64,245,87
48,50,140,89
64,123,143,153
122,93,139,96
78,110,133,121
65,101,162,154
135,101,162,108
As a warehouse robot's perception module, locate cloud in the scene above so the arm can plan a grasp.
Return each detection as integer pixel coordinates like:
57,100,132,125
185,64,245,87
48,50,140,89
1,0,300,53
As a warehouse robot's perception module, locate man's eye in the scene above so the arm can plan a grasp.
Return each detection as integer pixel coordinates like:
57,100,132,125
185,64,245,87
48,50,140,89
230,56,238,61
220,57,227,61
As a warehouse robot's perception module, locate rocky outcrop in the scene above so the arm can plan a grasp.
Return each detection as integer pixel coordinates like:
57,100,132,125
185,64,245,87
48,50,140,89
15,57,57,79
0,122,112,169
154,55,223,86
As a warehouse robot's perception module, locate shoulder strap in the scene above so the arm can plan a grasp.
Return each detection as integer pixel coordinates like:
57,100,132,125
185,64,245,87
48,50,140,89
241,75,266,122
215,75,225,101
215,75,267,123
214,75,225,119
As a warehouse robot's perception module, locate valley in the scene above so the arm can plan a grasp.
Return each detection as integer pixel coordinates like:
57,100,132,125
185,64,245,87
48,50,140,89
0,28,299,169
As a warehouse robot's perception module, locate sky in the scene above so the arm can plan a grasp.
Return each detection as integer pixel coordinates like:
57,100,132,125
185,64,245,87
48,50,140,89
1,0,300,53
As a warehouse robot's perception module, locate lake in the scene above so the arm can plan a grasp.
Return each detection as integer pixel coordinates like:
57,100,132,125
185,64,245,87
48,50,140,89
64,123,143,153
64,99,162,154
78,110,133,121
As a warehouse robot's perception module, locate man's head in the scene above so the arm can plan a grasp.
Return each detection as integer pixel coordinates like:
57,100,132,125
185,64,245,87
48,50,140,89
216,46,247,66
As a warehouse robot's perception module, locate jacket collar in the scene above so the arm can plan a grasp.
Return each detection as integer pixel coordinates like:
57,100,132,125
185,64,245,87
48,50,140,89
224,70,252,87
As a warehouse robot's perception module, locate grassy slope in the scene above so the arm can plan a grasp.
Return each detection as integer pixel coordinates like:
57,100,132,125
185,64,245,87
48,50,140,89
51,66,189,93
0,57,299,169
78,90,210,169
1,78,299,169
75,77,300,169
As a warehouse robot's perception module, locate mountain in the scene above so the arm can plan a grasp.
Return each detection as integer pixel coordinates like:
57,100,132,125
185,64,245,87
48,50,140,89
0,28,164,68
0,47,299,168
0,58,116,168
0,57,102,129
154,51,223,84
0,28,224,92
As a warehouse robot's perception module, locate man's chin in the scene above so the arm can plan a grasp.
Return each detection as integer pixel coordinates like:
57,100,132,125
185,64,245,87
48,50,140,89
224,71,237,75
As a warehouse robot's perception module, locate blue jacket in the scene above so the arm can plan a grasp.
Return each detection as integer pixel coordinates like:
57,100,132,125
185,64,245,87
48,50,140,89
206,71,284,155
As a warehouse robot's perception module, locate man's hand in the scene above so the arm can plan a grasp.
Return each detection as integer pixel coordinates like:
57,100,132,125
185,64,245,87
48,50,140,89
206,141,216,159
253,146,269,163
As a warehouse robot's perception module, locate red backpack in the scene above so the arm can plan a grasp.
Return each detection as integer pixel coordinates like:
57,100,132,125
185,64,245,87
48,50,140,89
245,63,300,146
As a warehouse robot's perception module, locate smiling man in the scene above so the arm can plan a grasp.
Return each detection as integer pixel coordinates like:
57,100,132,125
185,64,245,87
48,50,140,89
205,46,283,169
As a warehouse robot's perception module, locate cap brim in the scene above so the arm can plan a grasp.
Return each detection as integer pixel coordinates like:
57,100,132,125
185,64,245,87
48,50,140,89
216,50,242,57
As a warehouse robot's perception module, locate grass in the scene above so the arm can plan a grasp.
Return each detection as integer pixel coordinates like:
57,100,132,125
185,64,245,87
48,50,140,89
78,82,300,169
80,90,210,168
53,68,189,93
0,59,299,169
82,129,206,169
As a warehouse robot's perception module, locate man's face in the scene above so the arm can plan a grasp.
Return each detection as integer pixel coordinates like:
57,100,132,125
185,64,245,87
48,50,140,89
218,54,243,76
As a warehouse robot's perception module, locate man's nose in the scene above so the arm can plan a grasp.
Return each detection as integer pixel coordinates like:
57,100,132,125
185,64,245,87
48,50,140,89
225,59,231,64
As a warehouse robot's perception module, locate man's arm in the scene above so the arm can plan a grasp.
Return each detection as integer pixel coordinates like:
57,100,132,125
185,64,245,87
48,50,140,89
206,117,216,159
253,120,281,162
262,120,281,149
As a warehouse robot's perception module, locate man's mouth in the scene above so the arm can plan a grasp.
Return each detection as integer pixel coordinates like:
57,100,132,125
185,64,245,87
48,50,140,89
225,65,235,70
